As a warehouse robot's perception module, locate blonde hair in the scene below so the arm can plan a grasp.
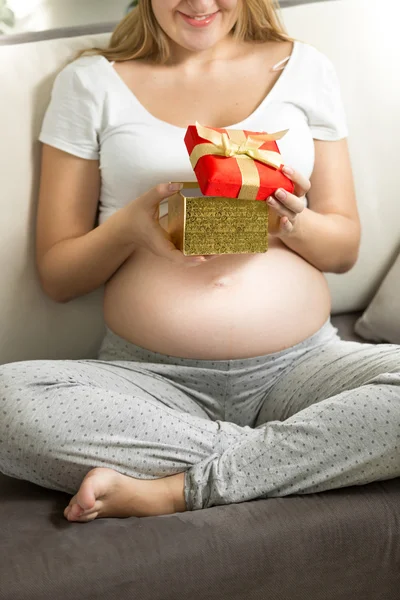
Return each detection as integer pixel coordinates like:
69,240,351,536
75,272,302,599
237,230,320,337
76,0,290,64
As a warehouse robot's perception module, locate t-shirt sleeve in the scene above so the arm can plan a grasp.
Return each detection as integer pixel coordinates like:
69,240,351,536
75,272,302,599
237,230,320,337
308,52,348,141
38,62,101,160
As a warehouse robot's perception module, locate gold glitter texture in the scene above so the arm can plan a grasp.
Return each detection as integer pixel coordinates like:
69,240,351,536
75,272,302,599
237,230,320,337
168,189,268,256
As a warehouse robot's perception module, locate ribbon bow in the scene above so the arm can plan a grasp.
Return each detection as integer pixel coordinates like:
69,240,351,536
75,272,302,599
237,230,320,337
190,123,289,200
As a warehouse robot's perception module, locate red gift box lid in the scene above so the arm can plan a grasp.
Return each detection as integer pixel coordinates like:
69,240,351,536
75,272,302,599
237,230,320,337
184,123,294,200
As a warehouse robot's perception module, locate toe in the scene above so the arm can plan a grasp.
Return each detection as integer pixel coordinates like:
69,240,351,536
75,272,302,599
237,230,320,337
64,495,78,519
75,471,98,512
75,510,100,523
67,503,85,521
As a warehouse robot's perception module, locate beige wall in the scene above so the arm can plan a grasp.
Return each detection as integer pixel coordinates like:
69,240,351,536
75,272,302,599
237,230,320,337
7,0,128,33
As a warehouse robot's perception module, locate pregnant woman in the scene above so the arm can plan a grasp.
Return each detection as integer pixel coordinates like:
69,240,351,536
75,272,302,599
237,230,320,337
0,0,399,522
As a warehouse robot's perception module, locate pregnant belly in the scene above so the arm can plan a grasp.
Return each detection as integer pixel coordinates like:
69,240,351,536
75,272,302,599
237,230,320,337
103,238,332,360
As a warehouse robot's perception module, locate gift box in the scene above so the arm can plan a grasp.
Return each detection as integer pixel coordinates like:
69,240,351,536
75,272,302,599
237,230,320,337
168,184,269,256
184,122,294,201
167,123,292,256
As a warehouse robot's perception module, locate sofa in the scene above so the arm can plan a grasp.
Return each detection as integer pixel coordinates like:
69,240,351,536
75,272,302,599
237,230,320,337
1,0,399,598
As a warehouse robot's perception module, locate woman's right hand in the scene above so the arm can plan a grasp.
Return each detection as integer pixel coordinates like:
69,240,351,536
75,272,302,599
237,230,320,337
116,182,207,266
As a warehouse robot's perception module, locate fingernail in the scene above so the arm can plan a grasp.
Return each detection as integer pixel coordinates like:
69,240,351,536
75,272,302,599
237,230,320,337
282,217,292,230
282,166,294,175
168,182,184,192
275,189,287,200
267,197,276,205
186,257,205,266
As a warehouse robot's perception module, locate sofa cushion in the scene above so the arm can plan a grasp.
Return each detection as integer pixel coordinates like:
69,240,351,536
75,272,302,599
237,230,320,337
1,471,399,600
355,250,400,344
331,311,365,342
0,31,111,366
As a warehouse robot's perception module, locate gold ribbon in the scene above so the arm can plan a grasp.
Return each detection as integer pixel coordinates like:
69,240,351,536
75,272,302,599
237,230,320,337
189,122,288,200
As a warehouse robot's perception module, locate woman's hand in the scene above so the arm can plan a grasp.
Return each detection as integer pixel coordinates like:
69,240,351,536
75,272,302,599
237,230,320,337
267,166,310,236
117,182,206,266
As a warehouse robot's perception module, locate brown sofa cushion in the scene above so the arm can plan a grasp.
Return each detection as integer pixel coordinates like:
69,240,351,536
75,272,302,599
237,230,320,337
1,472,400,600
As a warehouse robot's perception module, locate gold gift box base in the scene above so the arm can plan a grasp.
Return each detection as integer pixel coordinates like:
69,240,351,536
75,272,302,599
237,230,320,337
168,187,269,256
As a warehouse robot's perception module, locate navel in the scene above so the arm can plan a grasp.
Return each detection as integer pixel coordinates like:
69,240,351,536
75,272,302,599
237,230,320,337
212,276,234,288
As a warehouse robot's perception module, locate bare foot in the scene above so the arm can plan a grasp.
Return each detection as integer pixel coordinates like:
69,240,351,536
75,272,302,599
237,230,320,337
63,468,186,523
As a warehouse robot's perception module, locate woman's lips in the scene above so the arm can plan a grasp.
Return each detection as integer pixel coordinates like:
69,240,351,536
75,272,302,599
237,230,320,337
178,11,220,28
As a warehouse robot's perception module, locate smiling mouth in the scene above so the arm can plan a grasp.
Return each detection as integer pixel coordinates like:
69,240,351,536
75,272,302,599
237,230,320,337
178,11,220,22
183,13,217,20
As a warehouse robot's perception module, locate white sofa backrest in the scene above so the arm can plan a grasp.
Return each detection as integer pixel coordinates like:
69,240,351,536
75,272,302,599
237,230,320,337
1,33,110,364
282,0,400,312
0,0,399,364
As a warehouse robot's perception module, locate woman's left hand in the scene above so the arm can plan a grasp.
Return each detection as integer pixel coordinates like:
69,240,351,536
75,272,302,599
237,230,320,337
267,166,311,236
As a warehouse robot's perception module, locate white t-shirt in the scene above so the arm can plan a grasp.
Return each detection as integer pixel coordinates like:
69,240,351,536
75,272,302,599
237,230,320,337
38,40,348,223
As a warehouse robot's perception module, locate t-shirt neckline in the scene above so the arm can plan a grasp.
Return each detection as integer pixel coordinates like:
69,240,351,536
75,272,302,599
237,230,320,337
99,40,298,132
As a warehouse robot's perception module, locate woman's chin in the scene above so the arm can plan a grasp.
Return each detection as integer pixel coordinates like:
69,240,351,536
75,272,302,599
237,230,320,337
171,25,233,55
172,35,226,55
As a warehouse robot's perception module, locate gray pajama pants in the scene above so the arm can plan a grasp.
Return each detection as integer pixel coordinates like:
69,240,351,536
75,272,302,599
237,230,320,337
0,319,400,511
